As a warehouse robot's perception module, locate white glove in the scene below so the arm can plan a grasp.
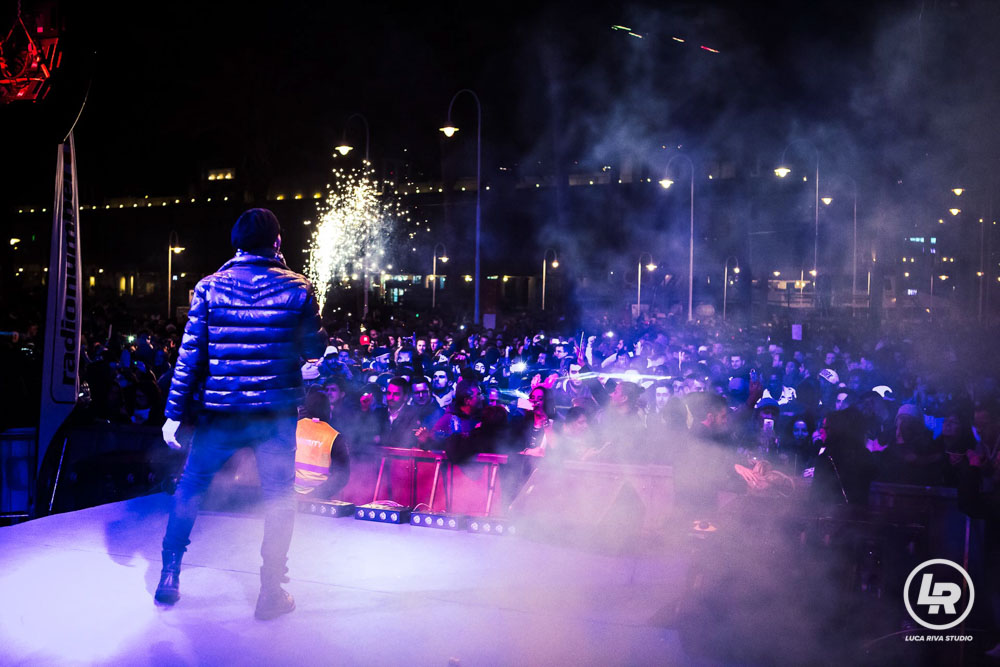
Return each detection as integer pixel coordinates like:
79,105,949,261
301,360,321,381
162,418,182,450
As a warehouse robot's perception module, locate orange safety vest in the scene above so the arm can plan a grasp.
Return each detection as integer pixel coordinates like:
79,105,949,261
295,418,340,494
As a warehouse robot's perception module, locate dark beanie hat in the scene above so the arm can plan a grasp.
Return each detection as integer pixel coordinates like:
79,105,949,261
231,208,281,251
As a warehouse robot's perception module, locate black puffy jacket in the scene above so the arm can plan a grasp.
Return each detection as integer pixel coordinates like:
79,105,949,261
165,252,326,419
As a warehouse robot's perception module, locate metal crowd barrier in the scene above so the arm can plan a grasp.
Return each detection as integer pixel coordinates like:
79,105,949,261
0,427,36,525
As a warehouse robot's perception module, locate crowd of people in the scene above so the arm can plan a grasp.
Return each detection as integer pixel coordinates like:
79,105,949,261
46,305,995,515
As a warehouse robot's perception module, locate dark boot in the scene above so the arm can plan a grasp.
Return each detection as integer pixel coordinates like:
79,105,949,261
154,550,183,605
254,507,295,619
254,564,295,620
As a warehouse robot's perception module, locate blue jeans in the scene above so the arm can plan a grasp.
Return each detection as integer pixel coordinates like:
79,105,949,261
162,411,297,567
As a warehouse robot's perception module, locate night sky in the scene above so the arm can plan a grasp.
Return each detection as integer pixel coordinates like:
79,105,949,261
6,1,995,199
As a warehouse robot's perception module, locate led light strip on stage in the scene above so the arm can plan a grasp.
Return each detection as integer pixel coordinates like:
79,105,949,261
410,512,467,531
467,518,515,536
354,502,411,524
297,499,356,517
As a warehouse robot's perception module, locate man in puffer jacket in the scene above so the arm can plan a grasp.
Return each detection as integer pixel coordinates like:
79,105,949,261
155,208,326,620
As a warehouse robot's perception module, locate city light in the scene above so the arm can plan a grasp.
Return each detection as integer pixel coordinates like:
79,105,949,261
821,197,832,206
952,188,964,196
439,126,458,138
774,167,791,178
334,145,353,156
949,208,961,216
658,179,673,189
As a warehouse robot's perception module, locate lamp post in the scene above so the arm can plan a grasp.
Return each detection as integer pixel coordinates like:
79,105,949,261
332,113,373,318
440,89,482,323
636,252,656,316
431,242,448,310
931,273,949,299
821,173,859,306
167,231,184,319
723,256,740,320
541,248,559,311
953,186,988,322
659,152,695,321
334,113,370,162
775,140,820,296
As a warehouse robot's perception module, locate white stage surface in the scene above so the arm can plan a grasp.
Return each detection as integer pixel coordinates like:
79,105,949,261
0,494,695,665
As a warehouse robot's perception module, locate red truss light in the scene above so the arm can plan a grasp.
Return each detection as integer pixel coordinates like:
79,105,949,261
0,5,61,104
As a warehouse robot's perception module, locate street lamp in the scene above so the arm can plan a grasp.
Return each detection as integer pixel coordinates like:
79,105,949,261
660,152,695,320
167,231,185,319
332,113,373,317
775,140,820,289
931,273,949,297
636,252,656,316
334,113,370,162
440,89,482,323
821,173,859,304
952,185,988,321
723,256,740,320
541,248,558,311
431,242,448,310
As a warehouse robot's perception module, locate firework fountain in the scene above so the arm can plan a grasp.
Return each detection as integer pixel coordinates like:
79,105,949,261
305,162,409,312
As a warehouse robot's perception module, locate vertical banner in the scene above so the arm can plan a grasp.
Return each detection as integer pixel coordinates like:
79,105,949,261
38,133,82,474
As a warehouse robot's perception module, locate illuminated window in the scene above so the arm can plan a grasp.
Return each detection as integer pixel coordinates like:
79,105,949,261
206,168,236,181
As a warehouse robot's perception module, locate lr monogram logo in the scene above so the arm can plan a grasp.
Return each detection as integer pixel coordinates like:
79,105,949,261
904,559,975,631
917,573,961,615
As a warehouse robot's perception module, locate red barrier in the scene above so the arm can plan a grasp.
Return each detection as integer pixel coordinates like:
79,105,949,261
449,453,508,517
371,448,449,511
508,461,675,534
290,446,514,517
335,454,378,505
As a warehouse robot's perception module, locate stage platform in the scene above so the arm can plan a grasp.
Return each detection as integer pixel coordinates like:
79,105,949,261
0,494,695,665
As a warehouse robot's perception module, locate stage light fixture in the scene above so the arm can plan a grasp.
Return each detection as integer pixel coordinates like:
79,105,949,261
297,499,356,518
467,518,516,536
410,511,467,531
354,502,410,524
0,5,61,105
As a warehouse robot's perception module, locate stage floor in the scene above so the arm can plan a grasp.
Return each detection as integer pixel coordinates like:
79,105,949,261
0,494,695,666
